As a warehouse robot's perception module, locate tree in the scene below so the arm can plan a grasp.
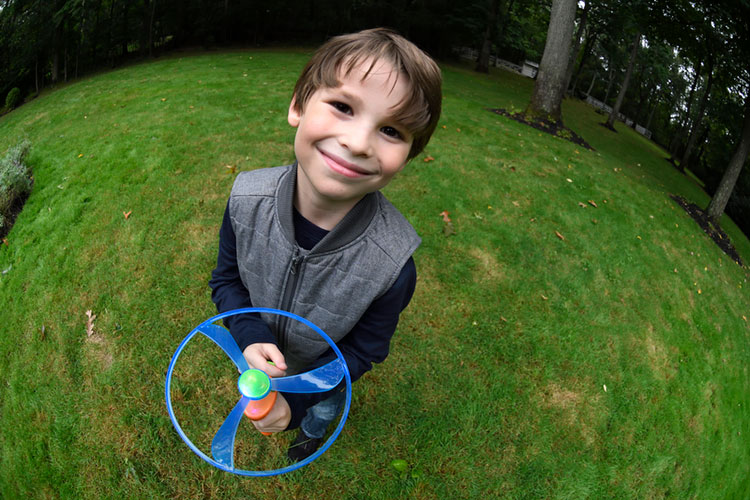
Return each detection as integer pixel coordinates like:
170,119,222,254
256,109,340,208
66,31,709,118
524,0,577,123
703,0,750,224
706,95,750,223
475,0,501,73
604,30,641,130
563,1,589,95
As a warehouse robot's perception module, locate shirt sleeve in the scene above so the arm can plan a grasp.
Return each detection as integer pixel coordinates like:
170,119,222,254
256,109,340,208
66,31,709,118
283,256,417,430
209,200,277,352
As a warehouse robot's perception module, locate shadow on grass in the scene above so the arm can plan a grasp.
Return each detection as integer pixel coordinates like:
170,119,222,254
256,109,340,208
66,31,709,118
670,194,744,267
0,188,31,242
488,108,594,150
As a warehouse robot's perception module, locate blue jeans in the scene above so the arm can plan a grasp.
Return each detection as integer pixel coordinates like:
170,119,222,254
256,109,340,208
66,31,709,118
300,390,346,439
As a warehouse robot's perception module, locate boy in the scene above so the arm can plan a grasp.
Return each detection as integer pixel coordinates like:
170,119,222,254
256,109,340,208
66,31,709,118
209,28,442,462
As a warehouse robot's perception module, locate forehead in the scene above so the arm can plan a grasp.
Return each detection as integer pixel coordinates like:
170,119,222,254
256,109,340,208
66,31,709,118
331,58,411,109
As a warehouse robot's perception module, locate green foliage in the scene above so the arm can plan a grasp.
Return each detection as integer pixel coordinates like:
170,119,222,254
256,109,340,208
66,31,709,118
0,140,32,230
4,87,21,110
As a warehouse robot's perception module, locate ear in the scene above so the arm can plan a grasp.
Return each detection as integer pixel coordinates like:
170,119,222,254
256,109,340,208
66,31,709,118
288,96,301,128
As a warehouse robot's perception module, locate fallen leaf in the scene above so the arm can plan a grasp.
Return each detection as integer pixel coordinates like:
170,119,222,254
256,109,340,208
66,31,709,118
2,238,8,246
439,210,451,223
78,154,84,158
512,201,520,207
161,98,167,102
391,459,408,472
500,316,508,322
225,164,237,174
85,310,97,337
456,128,461,132
541,294,548,301
123,210,132,219
555,231,565,241
588,200,598,208
578,202,587,208
423,155,435,162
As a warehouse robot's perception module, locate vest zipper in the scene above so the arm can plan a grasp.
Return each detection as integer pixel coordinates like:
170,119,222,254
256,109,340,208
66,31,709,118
278,249,304,353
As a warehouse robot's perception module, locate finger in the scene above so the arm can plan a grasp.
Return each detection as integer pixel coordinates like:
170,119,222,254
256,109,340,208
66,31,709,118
243,344,284,375
260,345,288,374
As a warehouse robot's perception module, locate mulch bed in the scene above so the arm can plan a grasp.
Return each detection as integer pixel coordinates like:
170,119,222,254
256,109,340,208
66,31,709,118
488,108,594,150
670,194,744,267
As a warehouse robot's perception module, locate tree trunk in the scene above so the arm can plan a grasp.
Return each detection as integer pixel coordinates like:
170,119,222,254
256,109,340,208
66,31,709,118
586,72,596,96
679,57,714,172
706,96,750,223
571,30,598,95
564,1,589,95
525,0,577,123
670,61,702,158
605,31,641,129
603,63,615,104
645,93,659,130
497,0,516,50
475,0,501,73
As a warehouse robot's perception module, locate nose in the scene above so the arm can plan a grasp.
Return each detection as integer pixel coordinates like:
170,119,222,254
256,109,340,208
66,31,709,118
340,121,372,157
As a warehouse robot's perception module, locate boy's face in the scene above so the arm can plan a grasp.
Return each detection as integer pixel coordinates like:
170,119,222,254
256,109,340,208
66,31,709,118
288,59,414,211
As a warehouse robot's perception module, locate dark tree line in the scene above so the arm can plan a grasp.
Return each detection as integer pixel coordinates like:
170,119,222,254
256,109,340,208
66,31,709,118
0,0,466,102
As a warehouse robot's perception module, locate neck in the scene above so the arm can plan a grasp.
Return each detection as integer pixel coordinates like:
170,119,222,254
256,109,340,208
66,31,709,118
294,165,363,231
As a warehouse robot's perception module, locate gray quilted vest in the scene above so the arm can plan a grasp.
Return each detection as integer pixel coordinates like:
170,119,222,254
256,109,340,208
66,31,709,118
229,164,421,374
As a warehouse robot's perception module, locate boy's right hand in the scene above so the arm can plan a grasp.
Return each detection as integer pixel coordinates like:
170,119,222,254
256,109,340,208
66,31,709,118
242,343,288,377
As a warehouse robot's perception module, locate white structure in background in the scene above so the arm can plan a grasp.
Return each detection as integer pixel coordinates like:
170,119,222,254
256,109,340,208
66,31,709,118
521,61,539,78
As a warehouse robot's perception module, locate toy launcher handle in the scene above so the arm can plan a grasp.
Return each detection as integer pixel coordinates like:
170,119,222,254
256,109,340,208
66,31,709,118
243,391,278,436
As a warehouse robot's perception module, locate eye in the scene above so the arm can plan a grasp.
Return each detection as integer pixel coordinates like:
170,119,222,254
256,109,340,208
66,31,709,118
330,101,352,114
381,126,404,140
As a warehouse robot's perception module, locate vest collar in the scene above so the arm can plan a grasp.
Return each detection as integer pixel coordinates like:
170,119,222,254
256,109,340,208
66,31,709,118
276,163,379,254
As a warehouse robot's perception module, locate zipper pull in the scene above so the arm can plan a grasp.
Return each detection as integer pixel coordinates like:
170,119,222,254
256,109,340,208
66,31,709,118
290,254,303,275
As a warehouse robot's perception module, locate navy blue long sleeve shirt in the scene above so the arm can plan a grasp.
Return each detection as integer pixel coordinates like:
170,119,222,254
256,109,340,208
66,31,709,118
209,201,417,429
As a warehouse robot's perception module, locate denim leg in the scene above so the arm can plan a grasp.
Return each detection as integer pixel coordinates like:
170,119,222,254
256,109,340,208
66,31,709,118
300,390,346,439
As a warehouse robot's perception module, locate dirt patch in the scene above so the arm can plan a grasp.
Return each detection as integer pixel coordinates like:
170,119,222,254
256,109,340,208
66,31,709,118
468,247,505,283
670,194,744,267
488,108,593,150
540,382,601,447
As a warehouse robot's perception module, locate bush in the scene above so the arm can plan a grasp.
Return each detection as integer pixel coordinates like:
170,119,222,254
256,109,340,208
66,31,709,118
0,140,33,232
5,87,21,110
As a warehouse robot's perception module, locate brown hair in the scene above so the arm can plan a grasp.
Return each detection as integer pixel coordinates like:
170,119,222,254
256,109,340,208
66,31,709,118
292,28,442,160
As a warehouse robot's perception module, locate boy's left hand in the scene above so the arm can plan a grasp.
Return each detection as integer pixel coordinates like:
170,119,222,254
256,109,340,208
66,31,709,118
251,393,291,434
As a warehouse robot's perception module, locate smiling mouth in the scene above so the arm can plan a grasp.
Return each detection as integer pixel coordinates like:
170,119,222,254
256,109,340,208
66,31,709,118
319,149,372,178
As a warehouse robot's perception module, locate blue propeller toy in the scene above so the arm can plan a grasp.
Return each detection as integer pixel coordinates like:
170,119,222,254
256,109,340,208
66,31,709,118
165,308,352,476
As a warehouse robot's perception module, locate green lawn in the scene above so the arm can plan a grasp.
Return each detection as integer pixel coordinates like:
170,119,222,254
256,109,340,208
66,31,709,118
1,51,748,499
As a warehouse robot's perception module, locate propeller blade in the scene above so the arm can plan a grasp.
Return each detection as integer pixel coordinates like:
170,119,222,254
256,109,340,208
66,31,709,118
270,359,345,393
211,396,250,469
198,324,250,373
